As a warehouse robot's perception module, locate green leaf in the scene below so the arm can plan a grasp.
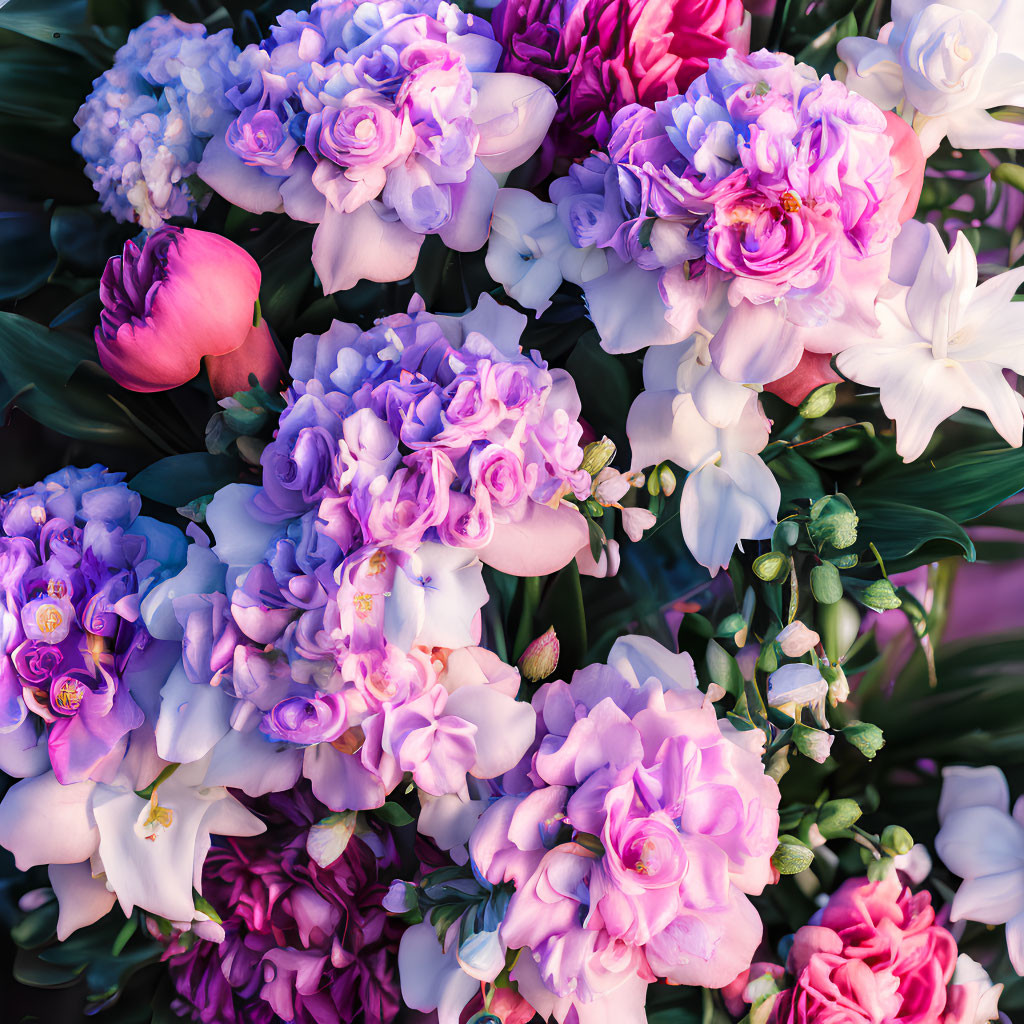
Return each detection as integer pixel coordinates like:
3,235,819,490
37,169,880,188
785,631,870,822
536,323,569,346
372,802,415,827
0,0,111,61
705,639,743,697
856,499,975,567
129,453,239,507
0,312,141,444
810,561,843,604
855,445,1024,526
0,208,56,299
10,900,58,949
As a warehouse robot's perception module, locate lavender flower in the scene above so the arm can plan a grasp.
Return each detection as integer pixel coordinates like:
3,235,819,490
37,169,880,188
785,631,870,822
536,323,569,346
72,15,247,227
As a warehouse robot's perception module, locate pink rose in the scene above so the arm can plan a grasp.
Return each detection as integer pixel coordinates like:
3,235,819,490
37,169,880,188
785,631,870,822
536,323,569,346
774,876,960,1024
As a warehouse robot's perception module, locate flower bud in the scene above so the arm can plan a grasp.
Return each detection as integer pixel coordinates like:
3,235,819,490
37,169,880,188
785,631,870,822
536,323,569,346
822,663,850,706
519,626,559,682
772,836,814,875
807,495,859,550
880,825,914,857
816,798,862,837
383,880,418,914
843,721,885,759
657,463,677,498
798,382,837,418
777,621,820,657
581,437,617,476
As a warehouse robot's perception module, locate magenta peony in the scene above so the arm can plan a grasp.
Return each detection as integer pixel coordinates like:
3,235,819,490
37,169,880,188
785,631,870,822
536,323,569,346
164,788,402,1024
95,226,283,398
493,0,748,169
773,875,970,1024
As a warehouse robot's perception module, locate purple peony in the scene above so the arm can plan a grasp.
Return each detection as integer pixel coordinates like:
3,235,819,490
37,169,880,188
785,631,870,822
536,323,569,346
164,788,402,1024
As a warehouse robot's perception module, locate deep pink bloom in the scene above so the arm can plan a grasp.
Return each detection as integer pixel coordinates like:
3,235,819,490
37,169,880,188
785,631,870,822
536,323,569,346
96,226,284,398
494,0,748,169
773,876,961,1024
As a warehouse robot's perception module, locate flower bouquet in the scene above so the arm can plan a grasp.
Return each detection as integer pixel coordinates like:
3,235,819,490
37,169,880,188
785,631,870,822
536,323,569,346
1,0,1024,1022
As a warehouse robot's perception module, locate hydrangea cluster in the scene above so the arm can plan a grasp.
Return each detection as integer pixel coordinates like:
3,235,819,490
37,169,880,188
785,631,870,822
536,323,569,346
73,16,246,227
198,0,556,292
0,465,184,783
146,292,589,820
165,787,402,1024
396,637,781,1023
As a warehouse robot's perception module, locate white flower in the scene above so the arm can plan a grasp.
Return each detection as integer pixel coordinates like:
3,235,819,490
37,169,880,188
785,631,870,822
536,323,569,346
838,1,1024,155
0,744,264,932
836,220,1024,462
935,764,1024,974
766,663,828,722
485,189,607,315
626,337,779,573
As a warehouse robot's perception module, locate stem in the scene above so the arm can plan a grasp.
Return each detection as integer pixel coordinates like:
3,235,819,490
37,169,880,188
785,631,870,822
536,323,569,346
512,576,542,662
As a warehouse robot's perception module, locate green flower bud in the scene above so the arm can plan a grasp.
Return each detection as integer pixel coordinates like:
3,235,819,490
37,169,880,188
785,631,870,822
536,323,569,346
816,798,862,838
658,463,677,497
772,836,814,875
880,825,914,857
862,579,902,611
799,382,838,419
844,721,885,759
581,437,617,476
811,561,843,604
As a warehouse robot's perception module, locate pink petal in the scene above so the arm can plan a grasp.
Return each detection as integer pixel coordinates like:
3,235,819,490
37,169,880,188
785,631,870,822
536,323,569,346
478,501,589,577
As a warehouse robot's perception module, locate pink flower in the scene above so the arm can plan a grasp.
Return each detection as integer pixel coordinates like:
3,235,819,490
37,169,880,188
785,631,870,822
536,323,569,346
96,227,283,398
774,875,961,1024
471,636,781,1020
494,0,748,169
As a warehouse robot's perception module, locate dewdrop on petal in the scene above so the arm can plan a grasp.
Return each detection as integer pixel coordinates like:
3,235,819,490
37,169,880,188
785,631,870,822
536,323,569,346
519,627,560,682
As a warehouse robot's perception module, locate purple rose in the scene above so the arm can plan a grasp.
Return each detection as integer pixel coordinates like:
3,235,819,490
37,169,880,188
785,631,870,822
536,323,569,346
307,96,414,210
227,105,299,172
262,693,348,745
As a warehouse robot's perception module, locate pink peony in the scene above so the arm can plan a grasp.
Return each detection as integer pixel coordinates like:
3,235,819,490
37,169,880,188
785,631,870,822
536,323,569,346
773,875,963,1024
96,226,284,398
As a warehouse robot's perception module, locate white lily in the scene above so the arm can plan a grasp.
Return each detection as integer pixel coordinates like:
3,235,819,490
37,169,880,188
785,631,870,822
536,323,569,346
837,220,1024,462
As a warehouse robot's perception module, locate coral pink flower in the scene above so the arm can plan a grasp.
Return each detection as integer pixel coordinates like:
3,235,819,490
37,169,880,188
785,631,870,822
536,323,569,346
96,226,283,398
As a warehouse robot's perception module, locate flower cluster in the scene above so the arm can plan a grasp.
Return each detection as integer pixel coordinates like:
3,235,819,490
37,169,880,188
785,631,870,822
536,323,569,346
73,16,246,226
9,1,1024,1023
397,636,781,1023
763,876,1000,1024
0,466,183,783
165,786,402,1024
198,0,556,292
492,0,748,170
146,292,590,819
